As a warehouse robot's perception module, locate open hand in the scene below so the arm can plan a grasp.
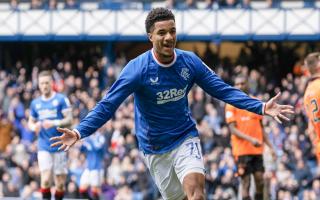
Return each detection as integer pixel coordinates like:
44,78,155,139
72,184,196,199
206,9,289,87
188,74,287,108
265,92,294,123
50,127,79,151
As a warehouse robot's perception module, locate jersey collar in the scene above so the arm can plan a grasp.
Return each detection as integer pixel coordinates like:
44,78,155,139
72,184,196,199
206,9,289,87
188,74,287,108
41,91,56,101
151,48,177,68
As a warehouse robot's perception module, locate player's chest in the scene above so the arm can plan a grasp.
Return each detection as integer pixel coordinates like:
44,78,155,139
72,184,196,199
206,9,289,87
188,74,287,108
142,65,192,91
140,65,193,101
237,110,258,122
35,100,60,118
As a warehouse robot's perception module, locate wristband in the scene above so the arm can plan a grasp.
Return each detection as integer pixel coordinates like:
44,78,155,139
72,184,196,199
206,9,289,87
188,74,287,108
73,129,81,140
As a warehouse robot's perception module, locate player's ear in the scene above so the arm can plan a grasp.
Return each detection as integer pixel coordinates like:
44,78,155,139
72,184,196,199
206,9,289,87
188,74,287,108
148,33,153,42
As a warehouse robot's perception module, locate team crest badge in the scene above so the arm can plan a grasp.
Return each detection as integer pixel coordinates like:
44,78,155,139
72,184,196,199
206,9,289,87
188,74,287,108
52,99,59,106
36,103,41,109
180,68,190,81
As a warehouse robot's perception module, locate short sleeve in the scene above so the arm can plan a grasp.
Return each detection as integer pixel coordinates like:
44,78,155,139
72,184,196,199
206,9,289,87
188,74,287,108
29,101,38,119
225,104,236,124
60,95,71,111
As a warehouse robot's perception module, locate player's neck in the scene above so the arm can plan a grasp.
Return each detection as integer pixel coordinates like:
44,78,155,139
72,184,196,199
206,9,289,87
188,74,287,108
158,55,174,64
42,91,55,100
152,49,176,67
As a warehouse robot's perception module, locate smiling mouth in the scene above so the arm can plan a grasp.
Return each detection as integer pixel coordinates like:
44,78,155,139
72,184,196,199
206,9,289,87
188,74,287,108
163,44,173,48
163,42,173,48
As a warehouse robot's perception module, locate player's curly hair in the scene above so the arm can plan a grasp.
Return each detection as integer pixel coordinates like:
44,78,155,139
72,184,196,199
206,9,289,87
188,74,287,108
145,7,175,33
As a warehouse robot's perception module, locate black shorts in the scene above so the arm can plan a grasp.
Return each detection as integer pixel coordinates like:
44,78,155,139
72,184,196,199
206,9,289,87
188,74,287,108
236,155,264,176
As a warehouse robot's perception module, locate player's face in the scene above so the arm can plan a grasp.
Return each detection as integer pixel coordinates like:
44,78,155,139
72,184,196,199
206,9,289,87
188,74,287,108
235,78,248,92
148,20,176,62
38,75,52,97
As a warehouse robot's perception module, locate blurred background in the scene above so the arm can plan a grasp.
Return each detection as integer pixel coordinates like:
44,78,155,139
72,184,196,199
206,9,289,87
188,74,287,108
0,0,320,199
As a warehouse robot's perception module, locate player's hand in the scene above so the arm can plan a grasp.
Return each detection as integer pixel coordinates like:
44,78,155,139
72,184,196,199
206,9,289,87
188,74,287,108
34,121,42,134
250,138,262,147
42,120,55,129
264,92,294,124
50,127,79,151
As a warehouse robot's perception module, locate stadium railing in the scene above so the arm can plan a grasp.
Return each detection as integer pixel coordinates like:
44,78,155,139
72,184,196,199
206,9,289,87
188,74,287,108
0,2,319,41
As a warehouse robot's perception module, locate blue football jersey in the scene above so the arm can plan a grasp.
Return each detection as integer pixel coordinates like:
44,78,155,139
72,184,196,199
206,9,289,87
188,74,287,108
30,93,71,152
75,49,263,154
81,132,106,170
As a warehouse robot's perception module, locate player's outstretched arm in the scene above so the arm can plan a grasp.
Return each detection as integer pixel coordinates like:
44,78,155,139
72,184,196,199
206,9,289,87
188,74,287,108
50,127,80,151
264,92,294,123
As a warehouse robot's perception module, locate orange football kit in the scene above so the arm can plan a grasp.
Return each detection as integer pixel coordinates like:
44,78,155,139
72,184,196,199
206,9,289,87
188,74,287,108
304,78,320,163
225,104,264,158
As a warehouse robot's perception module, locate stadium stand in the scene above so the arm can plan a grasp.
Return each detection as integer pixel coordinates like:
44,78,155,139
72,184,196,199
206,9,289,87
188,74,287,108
0,0,318,10
0,41,320,199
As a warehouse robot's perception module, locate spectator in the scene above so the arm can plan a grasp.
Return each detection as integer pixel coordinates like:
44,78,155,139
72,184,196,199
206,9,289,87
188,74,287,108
65,181,79,198
191,86,206,122
9,0,18,10
64,0,79,9
241,0,251,9
294,159,312,189
0,111,13,152
219,0,239,8
205,0,219,9
180,0,197,9
30,0,44,10
47,0,57,10
165,0,176,9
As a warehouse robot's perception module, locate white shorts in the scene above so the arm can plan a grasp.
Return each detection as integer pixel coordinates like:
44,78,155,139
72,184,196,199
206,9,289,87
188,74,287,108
37,151,68,175
142,137,205,200
80,169,104,187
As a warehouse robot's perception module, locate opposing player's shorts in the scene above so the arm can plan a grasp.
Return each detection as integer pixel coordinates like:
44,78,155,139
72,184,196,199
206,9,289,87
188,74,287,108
37,151,68,175
80,169,104,187
142,137,205,200
235,154,264,177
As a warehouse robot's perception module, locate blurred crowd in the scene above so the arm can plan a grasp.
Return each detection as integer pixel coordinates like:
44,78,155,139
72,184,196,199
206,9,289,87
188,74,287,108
0,42,320,200
4,0,316,11
8,0,80,10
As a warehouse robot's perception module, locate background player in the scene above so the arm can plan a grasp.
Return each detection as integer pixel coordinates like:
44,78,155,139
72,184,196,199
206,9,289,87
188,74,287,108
225,75,276,200
303,52,320,165
79,129,106,200
51,8,293,200
28,70,72,200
